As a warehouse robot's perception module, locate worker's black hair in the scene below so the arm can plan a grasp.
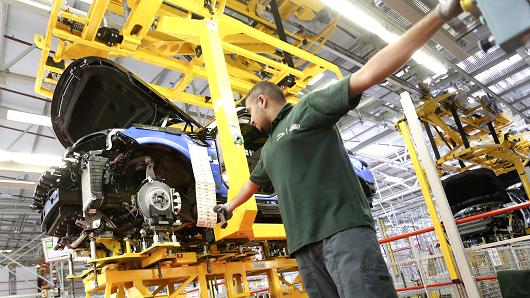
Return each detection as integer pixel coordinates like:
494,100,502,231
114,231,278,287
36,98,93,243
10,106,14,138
245,81,286,105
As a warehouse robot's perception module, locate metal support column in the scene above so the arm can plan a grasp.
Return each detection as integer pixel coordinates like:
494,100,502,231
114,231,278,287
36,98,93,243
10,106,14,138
400,91,480,297
423,121,441,160
267,268,282,298
68,253,75,298
398,121,459,281
448,103,470,148
513,160,530,201
197,17,258,239
487,151,530,201
378,218,401,281
486,122,500,144
197,265,208,298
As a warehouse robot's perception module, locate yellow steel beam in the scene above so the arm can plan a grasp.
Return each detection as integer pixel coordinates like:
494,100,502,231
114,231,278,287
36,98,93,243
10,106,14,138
154,13,333,95
34,0,340,101
425,114,463,147
141,248,171,268
33,0,62,96
124,239,132,254
215,0,228,14
152,283,167,296
197,265,208,298
171,69,199,100
41,26,257,98
197,17,257,239
134,49,256,94
132,280,154,297
244,258,299,271
52,27,134,56
142,249,196,268
169,275,196,298
156,15,201,43
225,0,302,42
488,150,530,199
398,121,460,281
252,223,286,240
95,238,122,256
222,42,306,78
267,268,282,298
116,283,125,298
218,15,342,79
159,1,340,79
164,0,215,19
378,218,400,279
82,0,111,41
104,281,112,297
121,0,163,51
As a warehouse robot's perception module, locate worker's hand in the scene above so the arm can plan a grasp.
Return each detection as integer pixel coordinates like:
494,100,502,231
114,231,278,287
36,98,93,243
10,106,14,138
213,202,233,228
436,0,463,21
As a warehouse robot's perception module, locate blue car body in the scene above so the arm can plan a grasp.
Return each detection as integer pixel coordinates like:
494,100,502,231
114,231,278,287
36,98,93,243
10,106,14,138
33,57,375,248
121,126,229,198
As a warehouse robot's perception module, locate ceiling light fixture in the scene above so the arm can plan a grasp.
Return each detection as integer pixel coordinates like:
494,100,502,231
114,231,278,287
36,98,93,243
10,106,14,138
318,0,448,75
6,110,52,127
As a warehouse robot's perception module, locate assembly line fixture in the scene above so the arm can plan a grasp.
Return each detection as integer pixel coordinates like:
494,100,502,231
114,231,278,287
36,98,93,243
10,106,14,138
33,0,343,242
33,0,345,296
397,86,530,297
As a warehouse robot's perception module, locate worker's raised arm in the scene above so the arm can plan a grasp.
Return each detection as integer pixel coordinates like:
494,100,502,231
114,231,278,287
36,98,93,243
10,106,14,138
349,0,462,95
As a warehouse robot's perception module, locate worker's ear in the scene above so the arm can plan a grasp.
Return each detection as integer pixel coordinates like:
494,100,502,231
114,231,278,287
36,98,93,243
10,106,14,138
258,95,267,108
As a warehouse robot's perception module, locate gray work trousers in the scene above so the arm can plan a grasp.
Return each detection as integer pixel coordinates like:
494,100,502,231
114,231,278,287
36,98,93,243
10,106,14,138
294,226,398,298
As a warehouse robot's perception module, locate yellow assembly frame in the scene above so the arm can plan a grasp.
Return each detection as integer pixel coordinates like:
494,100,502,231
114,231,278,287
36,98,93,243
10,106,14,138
34,0,343,242
34,0,342,103
415,91,530,200
395,89,530,284
77,243,306,298
414,91,528,178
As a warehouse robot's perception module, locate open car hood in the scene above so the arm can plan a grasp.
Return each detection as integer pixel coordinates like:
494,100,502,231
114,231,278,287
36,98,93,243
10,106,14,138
51,57,201,147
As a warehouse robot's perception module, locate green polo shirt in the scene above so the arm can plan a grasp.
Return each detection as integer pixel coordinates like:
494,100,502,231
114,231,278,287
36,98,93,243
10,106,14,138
249,76,375,254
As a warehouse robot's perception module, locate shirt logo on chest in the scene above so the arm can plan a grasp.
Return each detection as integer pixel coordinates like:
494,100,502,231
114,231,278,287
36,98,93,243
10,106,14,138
275,123,301,142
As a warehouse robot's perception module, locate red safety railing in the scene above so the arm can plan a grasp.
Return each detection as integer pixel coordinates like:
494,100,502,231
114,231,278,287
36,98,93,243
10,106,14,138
379,201,530,244
377,200,530,293
396,275,498,292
